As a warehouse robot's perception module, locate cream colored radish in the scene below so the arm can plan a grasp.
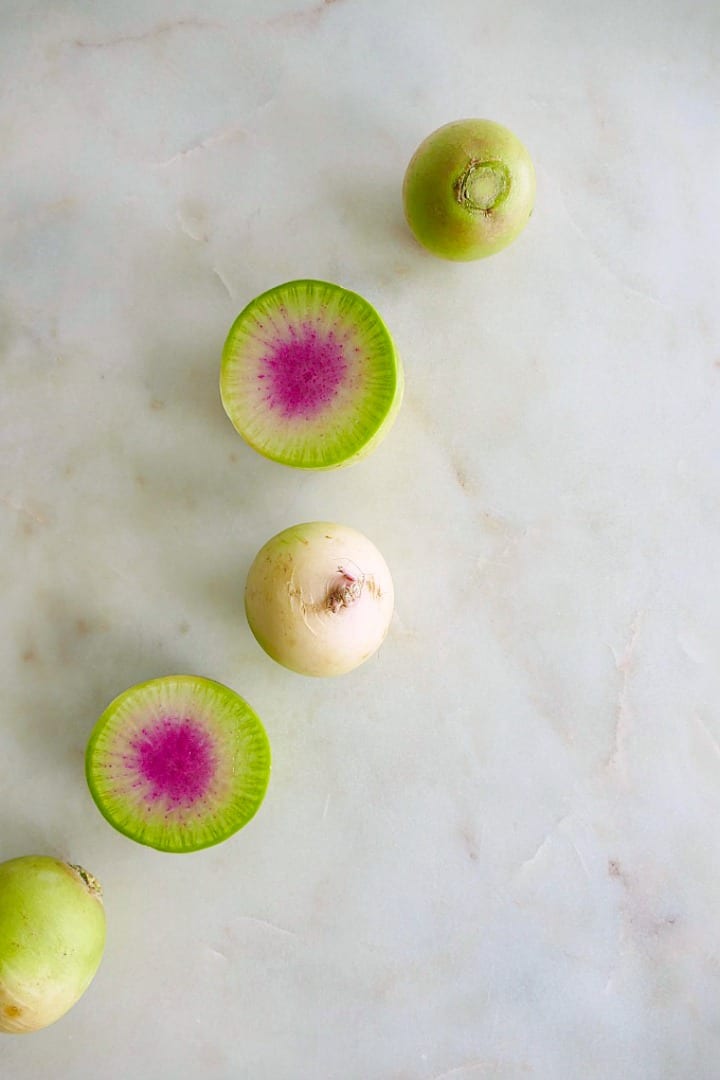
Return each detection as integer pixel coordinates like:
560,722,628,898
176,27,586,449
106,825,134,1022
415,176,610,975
245,522,394,676
0,856,106,1035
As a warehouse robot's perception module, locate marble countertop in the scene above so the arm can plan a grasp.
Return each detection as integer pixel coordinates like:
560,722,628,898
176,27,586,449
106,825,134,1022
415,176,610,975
2,1,719,1077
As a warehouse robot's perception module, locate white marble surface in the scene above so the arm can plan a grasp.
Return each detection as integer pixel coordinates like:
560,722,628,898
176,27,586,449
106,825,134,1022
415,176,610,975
2,1,720,1077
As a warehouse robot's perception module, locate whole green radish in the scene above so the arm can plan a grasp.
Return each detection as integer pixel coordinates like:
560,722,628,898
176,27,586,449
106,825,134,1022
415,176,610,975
402,119,536,261
0,855,106,1034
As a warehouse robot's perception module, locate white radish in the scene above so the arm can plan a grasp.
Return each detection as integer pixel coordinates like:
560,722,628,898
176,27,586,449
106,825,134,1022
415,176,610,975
245,522,394,677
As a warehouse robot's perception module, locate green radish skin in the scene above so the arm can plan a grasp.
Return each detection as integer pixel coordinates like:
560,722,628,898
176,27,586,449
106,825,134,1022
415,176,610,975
0,856,106,1034
402,119,536,261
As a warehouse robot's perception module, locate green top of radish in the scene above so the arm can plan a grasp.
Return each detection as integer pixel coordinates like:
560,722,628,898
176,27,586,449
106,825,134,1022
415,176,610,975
402,119,536,261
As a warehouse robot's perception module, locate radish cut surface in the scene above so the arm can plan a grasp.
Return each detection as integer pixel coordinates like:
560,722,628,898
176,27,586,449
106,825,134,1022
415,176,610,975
85,676,271,853
220,280,403,469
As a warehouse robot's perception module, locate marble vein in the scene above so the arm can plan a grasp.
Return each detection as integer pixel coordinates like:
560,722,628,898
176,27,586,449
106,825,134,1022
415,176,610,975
264,0,343,29
606,610,645,776
236,916,297,938
694,713,720,764
431,1060,531,1079
0,495,48,525
153,125,250,169
72,18,225,50
548,171,666,309
212,267,236,302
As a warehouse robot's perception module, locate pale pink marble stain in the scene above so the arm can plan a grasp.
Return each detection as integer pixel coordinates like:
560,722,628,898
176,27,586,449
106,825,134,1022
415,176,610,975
130,717,216,805
259,322,347,418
